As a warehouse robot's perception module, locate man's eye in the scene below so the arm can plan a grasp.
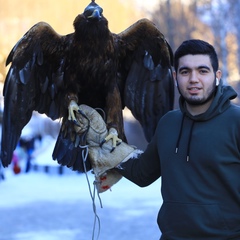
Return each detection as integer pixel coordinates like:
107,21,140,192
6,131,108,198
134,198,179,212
200,69,208,74
180,70,188,75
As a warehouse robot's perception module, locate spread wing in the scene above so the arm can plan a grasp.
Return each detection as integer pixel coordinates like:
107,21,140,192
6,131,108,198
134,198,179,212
1,22,69,167
117,19,174,142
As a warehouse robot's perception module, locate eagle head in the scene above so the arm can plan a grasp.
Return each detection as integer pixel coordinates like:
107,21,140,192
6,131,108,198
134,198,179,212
83,1,103,20
73,1,110,44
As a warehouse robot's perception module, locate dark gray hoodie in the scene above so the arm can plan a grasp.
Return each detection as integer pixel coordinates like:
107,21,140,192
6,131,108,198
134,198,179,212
118,83,240,239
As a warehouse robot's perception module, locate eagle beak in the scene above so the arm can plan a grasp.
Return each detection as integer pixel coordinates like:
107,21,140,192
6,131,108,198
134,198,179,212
84,2,103,20
87,9,102,19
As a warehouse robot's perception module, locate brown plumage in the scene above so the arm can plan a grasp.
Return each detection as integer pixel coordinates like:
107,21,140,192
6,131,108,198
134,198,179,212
1,1,174,171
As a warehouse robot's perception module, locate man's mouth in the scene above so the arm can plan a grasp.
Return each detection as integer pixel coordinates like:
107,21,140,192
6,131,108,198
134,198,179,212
188,87,202,94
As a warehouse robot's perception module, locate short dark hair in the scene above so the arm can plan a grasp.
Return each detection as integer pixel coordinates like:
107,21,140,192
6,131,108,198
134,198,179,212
174,39,219,72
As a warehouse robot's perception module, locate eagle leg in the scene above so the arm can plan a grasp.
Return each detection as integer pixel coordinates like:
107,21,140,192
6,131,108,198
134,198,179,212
100,127,122,152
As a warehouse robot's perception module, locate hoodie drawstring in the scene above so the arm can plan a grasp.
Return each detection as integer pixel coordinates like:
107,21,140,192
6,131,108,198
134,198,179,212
175,113,185,154
175,114,195,161
186,121,194,161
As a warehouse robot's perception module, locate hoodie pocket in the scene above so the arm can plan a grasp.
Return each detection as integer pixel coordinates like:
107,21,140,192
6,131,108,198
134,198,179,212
158,202,228,238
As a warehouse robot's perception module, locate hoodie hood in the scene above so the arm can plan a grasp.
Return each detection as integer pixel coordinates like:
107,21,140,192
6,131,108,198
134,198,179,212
176,81,237,161
179,81,237,121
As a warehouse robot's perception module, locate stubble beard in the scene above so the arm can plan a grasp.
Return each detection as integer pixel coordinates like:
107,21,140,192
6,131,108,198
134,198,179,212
178,81,217,106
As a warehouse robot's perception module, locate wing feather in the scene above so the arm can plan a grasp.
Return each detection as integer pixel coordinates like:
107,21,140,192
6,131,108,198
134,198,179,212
52,122,92,172
118,18,174,142
1,22,69,166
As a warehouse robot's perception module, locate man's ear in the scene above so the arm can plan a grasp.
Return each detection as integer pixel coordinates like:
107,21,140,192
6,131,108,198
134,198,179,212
173,71,178,87
216,70,222,85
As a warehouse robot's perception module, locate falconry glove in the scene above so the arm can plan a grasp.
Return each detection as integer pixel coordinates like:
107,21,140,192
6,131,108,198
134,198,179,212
74,104,142,192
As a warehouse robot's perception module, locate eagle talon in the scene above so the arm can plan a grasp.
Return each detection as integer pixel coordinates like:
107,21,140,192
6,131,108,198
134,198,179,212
73,119,79,125
100,128,122,152
110,147,115,153
100,139,106,147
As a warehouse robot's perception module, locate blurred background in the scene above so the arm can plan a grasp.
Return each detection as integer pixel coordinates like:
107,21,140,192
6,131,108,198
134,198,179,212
1,0,240,100
1,0,240,239
1,0,240,140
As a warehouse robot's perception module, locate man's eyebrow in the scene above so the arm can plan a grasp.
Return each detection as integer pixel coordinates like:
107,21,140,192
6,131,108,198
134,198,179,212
178,66,190,72
178,65,211,72
197,65,211,70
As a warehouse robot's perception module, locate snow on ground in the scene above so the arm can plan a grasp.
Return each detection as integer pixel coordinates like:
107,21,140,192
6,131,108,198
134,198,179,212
0,165,162,240
0,110,162,240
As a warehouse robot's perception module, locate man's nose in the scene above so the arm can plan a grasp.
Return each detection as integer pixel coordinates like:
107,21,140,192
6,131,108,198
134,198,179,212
189,71,199,82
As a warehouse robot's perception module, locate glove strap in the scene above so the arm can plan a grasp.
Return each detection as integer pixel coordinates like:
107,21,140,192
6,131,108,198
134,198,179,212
80,144,102,240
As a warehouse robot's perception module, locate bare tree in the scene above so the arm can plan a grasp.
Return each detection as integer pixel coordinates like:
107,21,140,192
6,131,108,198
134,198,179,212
196,0,231,83
151,0,212,52
229,0,240,79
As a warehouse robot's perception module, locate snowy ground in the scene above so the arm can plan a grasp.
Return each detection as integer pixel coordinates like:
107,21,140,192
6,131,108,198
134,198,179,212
0,109,162,240
0,165,162,240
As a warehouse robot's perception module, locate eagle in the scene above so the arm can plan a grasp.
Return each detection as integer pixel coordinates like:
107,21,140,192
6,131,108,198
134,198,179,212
1,0,174,172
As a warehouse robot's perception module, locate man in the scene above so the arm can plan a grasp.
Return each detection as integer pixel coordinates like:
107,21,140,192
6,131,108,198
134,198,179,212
76,39,240,239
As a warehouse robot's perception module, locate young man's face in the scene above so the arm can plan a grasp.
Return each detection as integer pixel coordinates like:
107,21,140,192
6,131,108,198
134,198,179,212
174,54,221,114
